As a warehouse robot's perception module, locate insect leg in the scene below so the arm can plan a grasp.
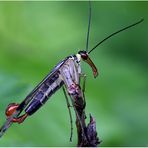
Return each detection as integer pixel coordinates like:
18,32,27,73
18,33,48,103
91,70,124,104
60,64,87,142
62,86,73,142
80,73,87,108
68,94,87,144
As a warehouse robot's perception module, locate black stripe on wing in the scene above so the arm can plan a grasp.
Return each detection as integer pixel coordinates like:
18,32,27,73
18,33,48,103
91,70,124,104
16,57,69,113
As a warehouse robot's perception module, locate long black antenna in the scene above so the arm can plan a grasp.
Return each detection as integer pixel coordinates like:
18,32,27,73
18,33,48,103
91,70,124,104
86,1,91,52
88,18,144,54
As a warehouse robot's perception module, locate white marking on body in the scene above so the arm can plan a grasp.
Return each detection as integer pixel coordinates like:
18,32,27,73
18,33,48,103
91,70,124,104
45,86,52,96
51,82,57,90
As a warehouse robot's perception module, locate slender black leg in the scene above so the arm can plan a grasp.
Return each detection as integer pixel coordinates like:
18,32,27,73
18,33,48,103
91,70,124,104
62,86,73,142
80,74,87,108
60,62,88,144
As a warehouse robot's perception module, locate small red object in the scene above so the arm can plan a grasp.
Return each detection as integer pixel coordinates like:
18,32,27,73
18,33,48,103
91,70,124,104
5,103,19,117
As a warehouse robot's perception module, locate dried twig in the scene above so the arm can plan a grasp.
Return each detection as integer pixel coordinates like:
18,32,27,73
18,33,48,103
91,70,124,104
73,93,100,147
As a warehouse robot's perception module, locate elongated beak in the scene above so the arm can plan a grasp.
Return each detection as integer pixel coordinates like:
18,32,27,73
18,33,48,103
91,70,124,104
84,56,98,78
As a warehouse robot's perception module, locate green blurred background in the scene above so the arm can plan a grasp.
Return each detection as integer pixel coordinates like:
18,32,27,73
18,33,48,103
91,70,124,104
0,1,147,146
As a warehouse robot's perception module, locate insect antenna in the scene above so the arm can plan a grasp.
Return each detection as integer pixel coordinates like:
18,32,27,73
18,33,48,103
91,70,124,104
85,0,91,52
88,18,144,54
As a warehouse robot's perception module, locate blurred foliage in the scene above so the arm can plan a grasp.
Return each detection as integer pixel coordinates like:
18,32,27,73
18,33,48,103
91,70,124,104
0,1,147,146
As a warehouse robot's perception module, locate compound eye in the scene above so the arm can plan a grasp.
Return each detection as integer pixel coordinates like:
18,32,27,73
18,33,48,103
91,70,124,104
81,53,88,60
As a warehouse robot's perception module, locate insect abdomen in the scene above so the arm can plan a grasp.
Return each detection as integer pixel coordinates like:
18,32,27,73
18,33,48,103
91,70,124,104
25,72,64,115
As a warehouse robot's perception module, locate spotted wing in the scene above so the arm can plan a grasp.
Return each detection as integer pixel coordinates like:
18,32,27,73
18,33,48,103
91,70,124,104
0,57,69,138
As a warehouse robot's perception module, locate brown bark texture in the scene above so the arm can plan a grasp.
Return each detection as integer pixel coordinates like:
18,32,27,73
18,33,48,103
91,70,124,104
73,94,101,147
